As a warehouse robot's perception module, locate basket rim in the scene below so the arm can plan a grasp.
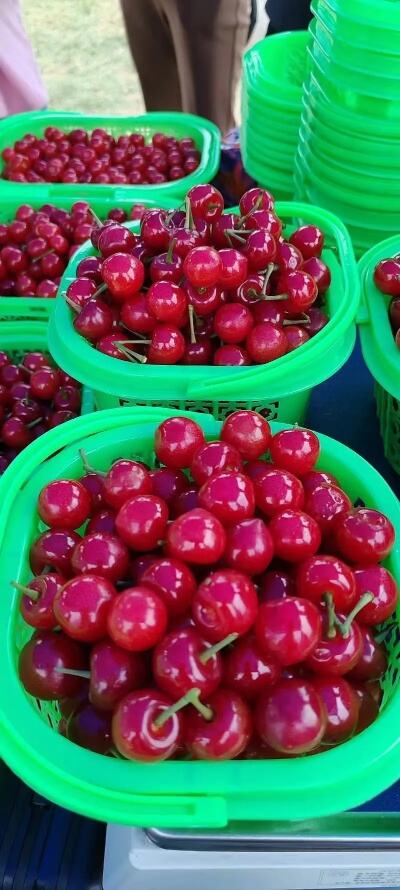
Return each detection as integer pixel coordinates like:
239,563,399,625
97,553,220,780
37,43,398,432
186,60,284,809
358,235,400,399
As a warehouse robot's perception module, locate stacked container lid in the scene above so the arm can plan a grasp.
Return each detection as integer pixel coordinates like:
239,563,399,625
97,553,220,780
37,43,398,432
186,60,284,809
241,31,309,200
295,0,400,256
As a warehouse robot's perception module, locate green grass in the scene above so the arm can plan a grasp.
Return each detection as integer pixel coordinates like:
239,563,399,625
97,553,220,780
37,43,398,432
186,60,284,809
22,0,145,115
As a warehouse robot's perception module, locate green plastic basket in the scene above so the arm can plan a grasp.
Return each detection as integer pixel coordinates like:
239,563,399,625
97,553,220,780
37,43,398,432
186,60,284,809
305,72,400,135
297,131,400,198
314,0,400,52
0,317,93,416
0,111,221,200
48,202,359,421
310,24,400,102
0,191,181,322
359,235,400,476
300,110,400,170
0,407,399,827
243,31,310,101
314,15,400,79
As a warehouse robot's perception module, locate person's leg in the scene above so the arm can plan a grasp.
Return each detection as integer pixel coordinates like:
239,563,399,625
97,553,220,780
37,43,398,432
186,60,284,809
119,0,182,111
161,0,250,134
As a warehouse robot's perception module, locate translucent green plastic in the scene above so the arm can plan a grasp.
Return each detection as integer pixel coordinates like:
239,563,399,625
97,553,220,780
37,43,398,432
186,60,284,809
359,236,400,475
48,203,358,419
314,15,400,79
0,407,399,828
0,110,221,200
315,0,400,42
310,24,400,102
300,111,400,170
297,132,400,198
0,191,180,321
304,75,400,138
243,31,309,101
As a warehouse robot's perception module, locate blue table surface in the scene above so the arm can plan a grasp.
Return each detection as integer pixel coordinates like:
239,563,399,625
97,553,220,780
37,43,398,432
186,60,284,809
0,337,399,888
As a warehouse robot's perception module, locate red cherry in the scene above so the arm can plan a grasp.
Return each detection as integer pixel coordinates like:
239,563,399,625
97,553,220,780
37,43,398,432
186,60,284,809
290,225,324,259
147,280,187,324
304,484,352,535
246,209,282,238
313,677,359,743
54,574,116,642
30,367,61,401
302,469,340,493
223,634,280,699
153,626,222,699
19,630,86,700
285,325,310,351
296,555,357,611
74,298,113,341
166,508,226,565
103,459,152,509
141,557,196,617
188,184,224,222
348,626,388,681
302,257,331,293
120,293,156,334
246,322,288,363
353,684,379,733
97,224,136,257
183,246,222,289
67,703,112,754
306,613,362,675
71,532,129,583
213,303,253,344
155,416,205,469
213,344,251,365
149,467,189,505
335,509,395,564
148,324,186,364
255,679,326,754
254,467,305,517
244,230,276,272
193,569,258,642
115,494,169,551
353,565,398,624
29,528,80,576
89,639,146,711
239,187,275,215
198,471,255,526
268,509,321,562
270,428,320,476
112,689,182,761
107,586,167,651
191,440,243,486
18,572,65,630
38,479,91,529
66,277,97,307
170,486,200,518
258,569,295,602
185,688,252,760
86,509,116,535
284,270,318,313
276,240,303,272
256,597,321,665
224,517,274,576
221,410,271,460
217,249,248,289
102,252,144,302
374,258,400,296
1,417,32,450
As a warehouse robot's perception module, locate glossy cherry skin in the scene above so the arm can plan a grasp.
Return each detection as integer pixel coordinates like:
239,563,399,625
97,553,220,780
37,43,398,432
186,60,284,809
244,230,277,271
258,569,295,603
335,509,395,564
254,467,305,517
256,597,321,666
239,187,275,215
149,467,189,506
223,634,280,699
67,703,112,754
103,459,153,510
268,509,321,563
38,479,92,530
18,630,86,700
302,257,331,294
198,471,255,527
183,246,222,289
29,528,81,576
304,485,352,535
221,410,271,460
147,280,187,323
374,258,400,296
213,344,251,366
112,689,183,762
141,557,196,617
102,252,145,301
170,486,200,518
218,248,248,289
353,565,398,625
348,626,388,681
54,574,116,642
80,471,106,510
97,223,136,257
107,586,167,651
284,270,318,313
19,572,65,630
296,555,357,612
255,679,326,754
224,517,274,576
121,293,156,334
285,325,310,352
246,322,288,363
306,614,363,676
115,495,169,551
269,428,320,476
74,298,113,341
89,639,147,711
193,569,258,642
188,183,224,221
313,677,359,743
166,508,226,565
214,303,253,344
190,440,243,486
71,532,129,583
155,416,205,469
86,509,116,535
290,225,324,259
302,469,340,494
185,688,252,760
153,626,222,699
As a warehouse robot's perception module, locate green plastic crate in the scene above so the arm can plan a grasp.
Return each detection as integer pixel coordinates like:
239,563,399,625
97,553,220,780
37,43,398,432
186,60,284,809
0,407,399,827
0,110,221,200
359,235,400,476
0,190,180,321
48,202,359,422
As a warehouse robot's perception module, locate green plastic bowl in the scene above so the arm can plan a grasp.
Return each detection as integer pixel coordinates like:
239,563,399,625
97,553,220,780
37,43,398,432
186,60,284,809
314,14,400,78
297,130,400,197
313,0,400,53
317,0,400,34
310,24,400,101
0,406,399,827
48,203,359,419
0,190,181,321
300,110,400,170
359,235,400,475
0,110,221,200
243,31,309,101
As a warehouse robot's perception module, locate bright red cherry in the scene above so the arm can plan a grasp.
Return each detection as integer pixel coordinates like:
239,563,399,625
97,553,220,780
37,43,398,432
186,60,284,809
193,569,258,642
89,640,146,711
255,679,326,754
71,532,129,583
54,574,116,642
155,416,205,469
198,471,255,526
115,494,169,550
302,469,340,494
348,626,388,681
256,597,321,665
313,677,359,743
213,344,251,365
147,280,187,324
102,252,145,301
239,188,275,215
306,614,362,676
374,258,400,296
74,298,113,341
153,626,222,699
353,566,398,625
268,509,321,562
246,322,288,363
38,479,92,529
285,325,310,352
305,484,352,535
217,249,248,289
149,467,189,505
284,270,318,313
17,572,65,630
270,428,320,476
112,689,183,761
289,225,324,259
221,410,271,460
223,634,280,699
103,459,153,510
335,509,395,564
190,440,243,486
29,528,80,576
121,293,156,334
276,240,303,272
302,257,331,293
214,303,253,344
166,508,226,564
18,630,86,700
185,688,252,760
141,557,196,617
224,517,273,576
107,586,167,651
254,467,305,517
183,246,222,288
97,223,136,257
244,230,277,272
188,184,224,221
296,555,357,612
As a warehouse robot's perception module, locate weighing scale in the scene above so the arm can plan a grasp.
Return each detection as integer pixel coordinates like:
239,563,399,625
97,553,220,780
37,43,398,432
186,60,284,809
1,342,400,890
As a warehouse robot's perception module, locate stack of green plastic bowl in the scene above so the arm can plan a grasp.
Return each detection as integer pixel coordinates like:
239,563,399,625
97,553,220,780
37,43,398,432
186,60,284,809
295,0,400,256
241,31,309,200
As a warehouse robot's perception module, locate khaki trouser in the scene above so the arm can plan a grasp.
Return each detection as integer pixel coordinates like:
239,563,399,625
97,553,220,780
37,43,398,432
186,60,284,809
120,0,251,133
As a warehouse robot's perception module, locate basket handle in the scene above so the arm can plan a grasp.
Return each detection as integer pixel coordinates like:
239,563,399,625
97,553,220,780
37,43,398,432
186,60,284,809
109,792,227,828
187,202,358,399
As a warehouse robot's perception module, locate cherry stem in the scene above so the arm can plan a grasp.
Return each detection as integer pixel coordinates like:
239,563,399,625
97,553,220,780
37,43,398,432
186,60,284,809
336,593,375,639
79,448,105,477
283,315,310,326
115,342,148,363
184,196,195,230
92,282,108,299
154,687,213,728
166,238,176,264
226,229,246,244
188,304,197,344
90,209,103,227
239,193,263,224
66,297,81,313
261,263,275,296
11,580,40,601
199,632,238,663
268,293,288,301
324,592,337,639
54,667,91,679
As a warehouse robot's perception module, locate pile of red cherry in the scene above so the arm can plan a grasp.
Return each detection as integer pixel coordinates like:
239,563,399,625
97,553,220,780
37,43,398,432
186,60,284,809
1,126,200,185
18,411,397,761
0,201,157,300
0,349,82,474
373,256,400,350
65,185,331,366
